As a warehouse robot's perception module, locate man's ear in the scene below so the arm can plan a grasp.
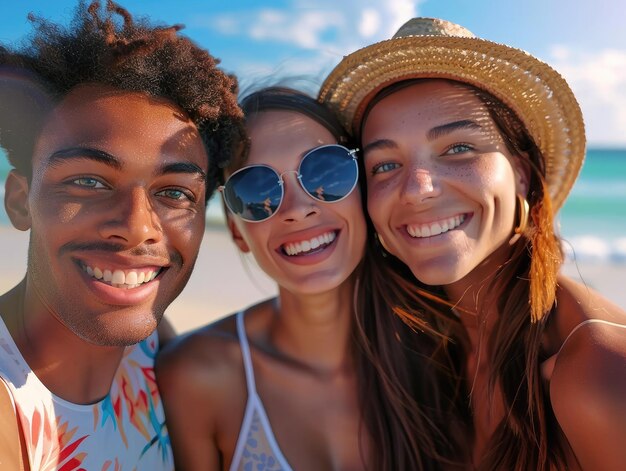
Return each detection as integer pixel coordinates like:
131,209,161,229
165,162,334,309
4,170,31,231
226,214,250,253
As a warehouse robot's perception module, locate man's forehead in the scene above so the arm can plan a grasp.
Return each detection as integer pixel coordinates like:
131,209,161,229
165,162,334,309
42,85,197,145
32,84,206,171
52,84,182,119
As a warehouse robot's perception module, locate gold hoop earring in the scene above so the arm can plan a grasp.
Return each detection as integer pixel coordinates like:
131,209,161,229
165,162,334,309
509,194,529,245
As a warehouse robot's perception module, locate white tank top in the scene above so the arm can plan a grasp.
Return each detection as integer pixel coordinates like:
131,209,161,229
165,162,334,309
0,316,174,470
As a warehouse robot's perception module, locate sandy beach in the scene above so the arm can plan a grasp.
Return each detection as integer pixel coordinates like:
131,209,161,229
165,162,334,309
1,224,624,334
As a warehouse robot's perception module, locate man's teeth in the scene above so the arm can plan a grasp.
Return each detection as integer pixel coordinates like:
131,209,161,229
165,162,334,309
84,265,159,288
283,231,336,256
407,214,466,238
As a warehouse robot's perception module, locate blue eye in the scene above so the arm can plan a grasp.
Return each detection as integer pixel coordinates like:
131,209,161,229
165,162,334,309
157,188,193,202
444,144,474,155
371,162,401,175
72,177,105,188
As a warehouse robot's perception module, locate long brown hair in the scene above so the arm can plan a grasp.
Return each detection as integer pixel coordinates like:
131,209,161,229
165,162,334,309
358,78,568,470
234,86,456,470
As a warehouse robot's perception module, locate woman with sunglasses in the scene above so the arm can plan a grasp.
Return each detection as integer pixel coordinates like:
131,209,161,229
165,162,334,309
157,87,448,470
320,18,626,470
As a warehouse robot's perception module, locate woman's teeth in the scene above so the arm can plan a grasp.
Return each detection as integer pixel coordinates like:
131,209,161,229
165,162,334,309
83,265,159,289
406,214,466,238
283,231,336,256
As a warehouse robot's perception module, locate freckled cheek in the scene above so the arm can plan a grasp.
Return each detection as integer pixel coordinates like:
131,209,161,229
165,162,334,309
366,184,395,227
445,159,512,197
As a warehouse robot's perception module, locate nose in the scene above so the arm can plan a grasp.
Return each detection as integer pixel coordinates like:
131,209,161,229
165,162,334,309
400,166,441,204
98,187,162,246
279,172,320,223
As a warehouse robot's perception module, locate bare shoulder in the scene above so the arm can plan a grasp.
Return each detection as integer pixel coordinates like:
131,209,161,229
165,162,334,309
556,274,626,318
549,275,626,469
156,312,244,399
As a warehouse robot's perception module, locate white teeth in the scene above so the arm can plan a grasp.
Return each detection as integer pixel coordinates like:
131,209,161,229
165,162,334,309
431,222,442,236
82,265,161,287
112,270,125,284
407,214,466,239
283,231,336,256
125,271,138,285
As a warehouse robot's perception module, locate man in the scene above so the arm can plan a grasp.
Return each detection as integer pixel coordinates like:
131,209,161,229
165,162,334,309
0,1,244,469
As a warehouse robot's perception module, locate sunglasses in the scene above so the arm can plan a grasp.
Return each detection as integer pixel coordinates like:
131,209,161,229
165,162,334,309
219,144,359,223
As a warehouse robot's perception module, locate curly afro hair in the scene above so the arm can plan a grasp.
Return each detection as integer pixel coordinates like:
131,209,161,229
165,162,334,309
0,0,245,199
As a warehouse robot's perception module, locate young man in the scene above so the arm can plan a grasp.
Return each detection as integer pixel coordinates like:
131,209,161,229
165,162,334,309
0,2,245,469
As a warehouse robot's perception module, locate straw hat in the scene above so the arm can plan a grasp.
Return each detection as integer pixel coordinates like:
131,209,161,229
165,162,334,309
319,18,585,210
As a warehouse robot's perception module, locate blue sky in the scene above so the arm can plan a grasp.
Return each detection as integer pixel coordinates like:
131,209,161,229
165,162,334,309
2,0,625,146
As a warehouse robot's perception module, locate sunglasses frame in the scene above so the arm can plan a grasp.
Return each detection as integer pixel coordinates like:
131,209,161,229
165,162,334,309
219,144,359,223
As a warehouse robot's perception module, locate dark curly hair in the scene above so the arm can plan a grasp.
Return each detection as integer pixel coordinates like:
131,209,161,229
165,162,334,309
0,0,245,199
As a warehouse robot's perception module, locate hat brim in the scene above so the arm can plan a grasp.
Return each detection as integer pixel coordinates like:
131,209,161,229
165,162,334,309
319,35,586,210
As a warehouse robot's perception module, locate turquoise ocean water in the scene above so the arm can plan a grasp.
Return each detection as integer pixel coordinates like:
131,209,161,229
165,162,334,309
1,148,625,263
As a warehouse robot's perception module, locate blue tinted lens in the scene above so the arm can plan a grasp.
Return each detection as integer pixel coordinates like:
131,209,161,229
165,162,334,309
299,146,358,202
224,166,282,221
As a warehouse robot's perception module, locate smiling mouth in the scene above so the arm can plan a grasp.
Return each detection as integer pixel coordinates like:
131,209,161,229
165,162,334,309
406,214,467,238
281,230,337,256
81,264,163,289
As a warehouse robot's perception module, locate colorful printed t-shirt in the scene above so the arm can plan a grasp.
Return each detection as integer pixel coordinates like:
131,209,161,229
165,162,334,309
0,317,173,471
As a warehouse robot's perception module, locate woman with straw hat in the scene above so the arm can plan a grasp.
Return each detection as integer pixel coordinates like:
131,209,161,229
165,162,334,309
320,18,626,470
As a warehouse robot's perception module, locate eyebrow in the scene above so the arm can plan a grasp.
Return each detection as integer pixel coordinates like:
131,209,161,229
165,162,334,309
426,119,482,141
48,147,122,170
362,139,398,157
160,162,206,182
47,146,206,180
362,120,482,156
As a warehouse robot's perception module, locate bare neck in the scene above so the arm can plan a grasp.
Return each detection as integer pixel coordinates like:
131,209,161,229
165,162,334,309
444,244,514,350
269,276,357,376
0,278,125,404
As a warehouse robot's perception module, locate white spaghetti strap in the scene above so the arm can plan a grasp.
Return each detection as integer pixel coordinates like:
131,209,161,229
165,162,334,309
231,312,295,471
236,312,257,395
558,319,626,357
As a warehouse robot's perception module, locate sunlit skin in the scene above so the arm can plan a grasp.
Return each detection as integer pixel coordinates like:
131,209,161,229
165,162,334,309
229,110,366,296
362,80,530,461
0,84,208,403
362,79,626,469
362,80,527,303
157,109,369,471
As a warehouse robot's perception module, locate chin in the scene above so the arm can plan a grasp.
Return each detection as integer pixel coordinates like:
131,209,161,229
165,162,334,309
406,257,470,287
71,310,161,347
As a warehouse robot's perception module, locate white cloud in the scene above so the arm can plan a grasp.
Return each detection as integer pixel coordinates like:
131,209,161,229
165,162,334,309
211,0,421,56
247,9,343,49
205,1,422,93
549,45,626,146
359,9,381,38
